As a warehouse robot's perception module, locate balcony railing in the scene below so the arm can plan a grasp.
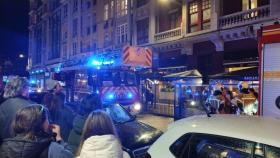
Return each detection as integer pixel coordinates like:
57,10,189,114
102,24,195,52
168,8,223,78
219,5,270,28
155,27,182,41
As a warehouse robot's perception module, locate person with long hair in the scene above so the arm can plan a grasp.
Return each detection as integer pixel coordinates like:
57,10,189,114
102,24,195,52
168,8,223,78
0,104,73,158
76,110,129,158
0,76,33,140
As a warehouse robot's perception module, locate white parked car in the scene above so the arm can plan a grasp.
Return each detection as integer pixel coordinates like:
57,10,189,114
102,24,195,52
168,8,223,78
148,115,280,158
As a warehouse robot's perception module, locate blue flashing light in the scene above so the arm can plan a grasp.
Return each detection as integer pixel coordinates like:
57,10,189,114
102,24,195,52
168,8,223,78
97,66,101,70
127,92,133,99
96,90,100,94
30,80,36,84
106,93,115,100
186,89,192,94
35,70,39,73
39,70,43,73
55,67,61,73
103,60,114,65
92,60,102,66
87,57,115,68
194,92,200,96
31,71,34,74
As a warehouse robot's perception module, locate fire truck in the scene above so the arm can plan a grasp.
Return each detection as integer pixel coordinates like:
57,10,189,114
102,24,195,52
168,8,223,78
258,23,280,118
82,46,152,113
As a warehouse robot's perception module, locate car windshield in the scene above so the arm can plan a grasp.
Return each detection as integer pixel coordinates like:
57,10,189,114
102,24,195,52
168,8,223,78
104,104,134,123
99,71,137,86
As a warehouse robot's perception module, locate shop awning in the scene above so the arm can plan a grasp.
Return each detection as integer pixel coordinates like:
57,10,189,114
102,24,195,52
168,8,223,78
163,69,202,79
209,67,258,81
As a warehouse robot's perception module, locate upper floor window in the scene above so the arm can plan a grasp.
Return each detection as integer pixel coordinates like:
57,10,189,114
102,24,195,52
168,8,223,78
73,0,78,12
137,18,149,45
64,31,68,40
92,24,97,33
116,23,128,44
188,0,211,33
104,3,109,21
117,0,128,17
92,12,97,24
73,42,77,54
169,10,181,29
222,0,269,16
111,1,115,18
242,0,257,11
86,27,91,35
73,19,78,37
63,4,68,18
104,33,110,46
86,1,91,9
202,0,211,30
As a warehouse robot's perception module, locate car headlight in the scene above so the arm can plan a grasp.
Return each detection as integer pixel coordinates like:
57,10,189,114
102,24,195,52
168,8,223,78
190,101,196,106
37,88,42,93
133,102,142,111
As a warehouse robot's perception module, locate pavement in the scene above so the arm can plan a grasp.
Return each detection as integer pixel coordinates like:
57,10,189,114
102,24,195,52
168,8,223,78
137,114,174,132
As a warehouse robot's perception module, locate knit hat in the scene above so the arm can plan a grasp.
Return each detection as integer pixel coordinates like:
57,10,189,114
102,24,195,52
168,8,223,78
46,79,59,91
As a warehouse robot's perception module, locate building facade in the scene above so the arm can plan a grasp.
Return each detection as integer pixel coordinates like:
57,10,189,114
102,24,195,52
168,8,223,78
28,0,280,92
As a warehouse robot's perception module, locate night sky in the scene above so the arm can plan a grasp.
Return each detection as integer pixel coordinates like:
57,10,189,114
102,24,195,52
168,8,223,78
0,0,29,75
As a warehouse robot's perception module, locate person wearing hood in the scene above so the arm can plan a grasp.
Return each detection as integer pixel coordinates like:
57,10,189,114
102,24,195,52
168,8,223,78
68,93,101,153
0,104,73,158
76,110,130,158
0,76,33,140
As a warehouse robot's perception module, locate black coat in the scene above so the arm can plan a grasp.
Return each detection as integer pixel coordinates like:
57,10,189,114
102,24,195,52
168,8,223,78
0,97,33,140
0,135,52,158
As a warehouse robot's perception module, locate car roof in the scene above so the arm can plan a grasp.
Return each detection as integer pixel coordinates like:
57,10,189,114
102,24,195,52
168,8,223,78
168,115,280,147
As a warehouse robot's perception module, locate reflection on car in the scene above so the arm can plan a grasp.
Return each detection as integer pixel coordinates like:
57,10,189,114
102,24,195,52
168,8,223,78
103,104,162,158
148,115,280,158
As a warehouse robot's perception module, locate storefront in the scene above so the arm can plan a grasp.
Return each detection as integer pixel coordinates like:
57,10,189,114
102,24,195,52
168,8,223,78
144,69,210,119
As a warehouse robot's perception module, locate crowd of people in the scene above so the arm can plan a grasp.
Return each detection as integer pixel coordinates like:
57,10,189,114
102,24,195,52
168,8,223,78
205,82,259,115
0,76,130,158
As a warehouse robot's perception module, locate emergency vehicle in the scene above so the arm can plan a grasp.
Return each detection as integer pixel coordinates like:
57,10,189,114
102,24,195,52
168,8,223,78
258,23,280,118
84,46,152,113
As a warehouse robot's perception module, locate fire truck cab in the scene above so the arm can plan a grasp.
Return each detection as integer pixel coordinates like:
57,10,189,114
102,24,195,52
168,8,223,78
84,46,152,114
89,67,141,113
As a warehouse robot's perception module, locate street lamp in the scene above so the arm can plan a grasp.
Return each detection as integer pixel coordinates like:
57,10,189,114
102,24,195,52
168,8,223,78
19,54,25,58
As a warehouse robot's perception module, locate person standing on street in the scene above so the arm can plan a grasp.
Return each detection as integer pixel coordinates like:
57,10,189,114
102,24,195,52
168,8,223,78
0,76,33,140
76,110,130,158
43,79,75,140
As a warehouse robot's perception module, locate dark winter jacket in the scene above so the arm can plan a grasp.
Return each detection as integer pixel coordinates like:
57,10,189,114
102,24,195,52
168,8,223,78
0,97,33,140
67,114,87,153
50,106,75,141
0,135,74,158
0,135,52,158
